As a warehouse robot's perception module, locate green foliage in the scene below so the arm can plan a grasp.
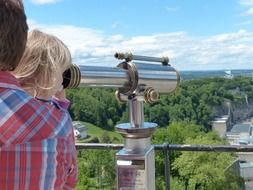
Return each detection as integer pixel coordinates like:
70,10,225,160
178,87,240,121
75,122,122,143
155,176,166,190
152,121,204,144
152,124,243,190
172,132,243,190
100,131,111,143
76,150,116,189
152,121,204,181
171,177,186,190
66,88,123,129
67,76,252,131
69,76,252,189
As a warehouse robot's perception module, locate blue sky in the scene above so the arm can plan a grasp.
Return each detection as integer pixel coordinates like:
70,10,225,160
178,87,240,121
23,0,253,70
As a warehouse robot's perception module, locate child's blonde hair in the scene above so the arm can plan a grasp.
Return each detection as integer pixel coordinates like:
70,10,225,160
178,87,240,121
13,29,71,98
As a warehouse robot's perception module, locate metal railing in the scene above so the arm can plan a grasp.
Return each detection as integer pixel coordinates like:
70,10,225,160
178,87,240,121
76,143,253,190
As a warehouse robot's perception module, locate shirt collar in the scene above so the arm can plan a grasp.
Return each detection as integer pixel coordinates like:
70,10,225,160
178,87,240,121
0,71,23,91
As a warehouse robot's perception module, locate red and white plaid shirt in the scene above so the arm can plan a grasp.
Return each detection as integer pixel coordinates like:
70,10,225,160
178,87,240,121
0,71,77,190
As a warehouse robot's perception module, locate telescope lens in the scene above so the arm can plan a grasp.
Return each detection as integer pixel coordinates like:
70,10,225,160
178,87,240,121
62,68,71,89
62,64,81,89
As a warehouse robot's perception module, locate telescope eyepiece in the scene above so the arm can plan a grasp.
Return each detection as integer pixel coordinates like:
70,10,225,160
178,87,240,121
62,69,71,89
62,64,81,89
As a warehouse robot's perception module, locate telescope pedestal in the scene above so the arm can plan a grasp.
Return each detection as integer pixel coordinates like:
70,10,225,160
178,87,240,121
63,52,179,189
116,97,157,190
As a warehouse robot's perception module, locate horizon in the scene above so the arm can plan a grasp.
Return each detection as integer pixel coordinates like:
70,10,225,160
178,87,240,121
23,0,253,71
180,68,253,72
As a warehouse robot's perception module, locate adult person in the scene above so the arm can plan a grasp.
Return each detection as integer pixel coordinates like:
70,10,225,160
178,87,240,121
0,1,77,189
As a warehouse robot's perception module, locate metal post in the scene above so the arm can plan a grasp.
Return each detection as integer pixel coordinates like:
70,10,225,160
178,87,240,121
164,143,171,190
129,95,144,128
116,95,157,190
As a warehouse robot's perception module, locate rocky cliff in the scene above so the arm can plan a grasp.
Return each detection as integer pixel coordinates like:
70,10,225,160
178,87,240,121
213,100,253,129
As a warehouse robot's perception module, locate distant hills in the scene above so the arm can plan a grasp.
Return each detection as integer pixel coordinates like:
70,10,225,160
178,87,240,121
179,70,253,80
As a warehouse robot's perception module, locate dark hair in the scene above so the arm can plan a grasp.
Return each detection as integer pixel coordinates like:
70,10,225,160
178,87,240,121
0,0,28,71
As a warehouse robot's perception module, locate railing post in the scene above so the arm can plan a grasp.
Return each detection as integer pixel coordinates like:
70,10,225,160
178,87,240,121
163,143,171,190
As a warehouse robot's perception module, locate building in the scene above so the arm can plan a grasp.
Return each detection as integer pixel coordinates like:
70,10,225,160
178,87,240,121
212,115,230,137
226,123,253,189
240,161,253,190
224,70,234,79
73,121,88,139
240,161,253,180
226,124,253,145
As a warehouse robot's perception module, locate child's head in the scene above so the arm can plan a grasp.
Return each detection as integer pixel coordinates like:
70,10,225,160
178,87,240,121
0,0,28,71
13,29,72,99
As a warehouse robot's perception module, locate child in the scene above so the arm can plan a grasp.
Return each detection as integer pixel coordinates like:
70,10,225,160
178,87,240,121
11,29,78,189
13,29,71,102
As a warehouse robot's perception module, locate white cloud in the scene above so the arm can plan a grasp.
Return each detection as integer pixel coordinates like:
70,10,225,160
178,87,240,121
165,6,178,12
239,0,253,15
236,20,253,25
240,0,253,6
245,7,253,15
30,0,62,5
27,19,253,71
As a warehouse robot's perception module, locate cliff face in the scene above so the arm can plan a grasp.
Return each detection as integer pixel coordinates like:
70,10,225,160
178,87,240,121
230,102,253,123
213,100,253,126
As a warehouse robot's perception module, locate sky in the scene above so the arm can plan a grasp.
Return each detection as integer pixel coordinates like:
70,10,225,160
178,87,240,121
23,0,253,71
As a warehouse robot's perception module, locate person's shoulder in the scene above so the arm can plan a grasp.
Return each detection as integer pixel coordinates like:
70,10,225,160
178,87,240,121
11,88,67,113
0,88,73,143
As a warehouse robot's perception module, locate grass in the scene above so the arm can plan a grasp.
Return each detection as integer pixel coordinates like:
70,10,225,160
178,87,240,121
75,121,123,143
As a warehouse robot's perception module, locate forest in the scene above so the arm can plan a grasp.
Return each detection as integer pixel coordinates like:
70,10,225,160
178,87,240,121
66,76,253,190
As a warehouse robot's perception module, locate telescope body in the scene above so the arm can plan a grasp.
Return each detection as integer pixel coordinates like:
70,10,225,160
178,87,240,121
63,60,180,95
78,65,129,89
62,53,180,190
131,61,179,93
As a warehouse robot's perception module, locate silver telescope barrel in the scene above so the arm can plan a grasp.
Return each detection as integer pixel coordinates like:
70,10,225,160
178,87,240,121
78,65,129,88
62,55,180,95
62,64,129,89
130,61,179,93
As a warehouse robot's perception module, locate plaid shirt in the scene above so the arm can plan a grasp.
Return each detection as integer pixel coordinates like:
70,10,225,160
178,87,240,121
0,72,77,190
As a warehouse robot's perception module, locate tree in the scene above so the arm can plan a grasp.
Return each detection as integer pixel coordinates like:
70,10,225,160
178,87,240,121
100,131,111,143
152,121,204,183
76,150,116,189
172,132,243,190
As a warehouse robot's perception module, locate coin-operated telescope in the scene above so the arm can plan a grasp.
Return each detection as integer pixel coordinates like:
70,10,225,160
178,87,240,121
63,52,180,190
